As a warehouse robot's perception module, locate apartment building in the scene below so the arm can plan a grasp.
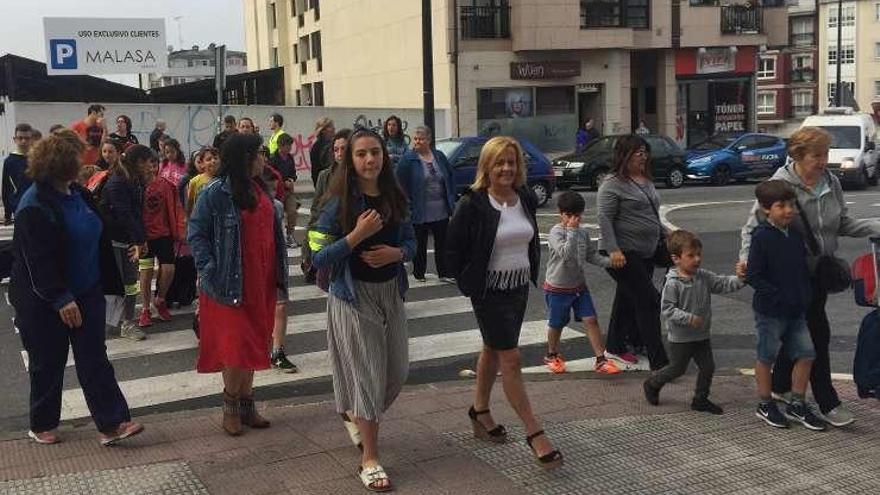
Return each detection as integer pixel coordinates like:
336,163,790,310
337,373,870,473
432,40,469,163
817,0,880,120
244,0,789,150
140,44,248,89
756,0,819,136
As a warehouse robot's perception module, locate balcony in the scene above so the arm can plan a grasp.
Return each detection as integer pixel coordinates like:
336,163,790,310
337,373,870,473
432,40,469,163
721,5,763,34
790,67,815,83
460,5,510,39
790,32,814,47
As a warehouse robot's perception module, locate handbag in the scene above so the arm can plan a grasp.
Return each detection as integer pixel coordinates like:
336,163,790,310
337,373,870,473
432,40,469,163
633,181,672,268
796,200,852,294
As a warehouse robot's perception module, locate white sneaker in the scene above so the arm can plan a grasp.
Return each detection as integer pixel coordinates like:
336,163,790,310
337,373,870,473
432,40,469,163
771,391,792,404
120,321,147,341
818,405,855,427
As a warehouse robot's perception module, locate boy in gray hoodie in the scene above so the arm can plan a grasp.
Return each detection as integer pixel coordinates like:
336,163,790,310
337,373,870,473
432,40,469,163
543,191,618,374
644,230,745,414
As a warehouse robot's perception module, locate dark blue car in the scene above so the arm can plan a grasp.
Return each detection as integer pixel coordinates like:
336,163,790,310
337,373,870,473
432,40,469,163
434,136,556,207
685,133,788,186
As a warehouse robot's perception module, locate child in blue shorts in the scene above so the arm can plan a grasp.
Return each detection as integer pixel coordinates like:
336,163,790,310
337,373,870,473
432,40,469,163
747,180,824,430
543,191,618,374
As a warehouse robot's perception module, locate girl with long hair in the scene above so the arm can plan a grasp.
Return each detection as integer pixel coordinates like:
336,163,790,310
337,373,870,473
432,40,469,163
159,138,187,188
382,115,407,166
310,128,415,492
188,133,287,436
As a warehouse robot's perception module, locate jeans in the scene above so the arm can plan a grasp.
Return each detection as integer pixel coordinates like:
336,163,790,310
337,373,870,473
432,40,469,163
771,287,839,414
413,219,449,279
647,339,715,400
605,254,668,370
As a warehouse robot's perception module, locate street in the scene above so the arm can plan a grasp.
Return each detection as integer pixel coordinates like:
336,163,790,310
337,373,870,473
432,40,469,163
0,181,877,434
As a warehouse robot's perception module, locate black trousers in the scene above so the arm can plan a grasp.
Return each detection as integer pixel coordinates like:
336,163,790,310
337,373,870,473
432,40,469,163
413,219,449,279
605,254,669,370
647,339,715,400
771,286,840,414
16,287,131,433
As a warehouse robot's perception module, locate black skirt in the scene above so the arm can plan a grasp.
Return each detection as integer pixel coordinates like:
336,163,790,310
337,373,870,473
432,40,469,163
470,285,529,350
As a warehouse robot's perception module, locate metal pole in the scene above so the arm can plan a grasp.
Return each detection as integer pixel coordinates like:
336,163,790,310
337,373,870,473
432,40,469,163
835,0,842,107
215,45,226,134
422,0,436,146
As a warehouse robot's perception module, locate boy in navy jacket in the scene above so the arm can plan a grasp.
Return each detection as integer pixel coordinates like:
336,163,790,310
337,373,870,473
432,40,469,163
747,180,824,431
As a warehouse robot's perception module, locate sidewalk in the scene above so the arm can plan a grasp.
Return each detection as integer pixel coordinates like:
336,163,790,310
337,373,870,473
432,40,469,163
1,373,878,494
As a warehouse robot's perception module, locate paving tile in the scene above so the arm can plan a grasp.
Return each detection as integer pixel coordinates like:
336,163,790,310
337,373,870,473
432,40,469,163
0,461,207,494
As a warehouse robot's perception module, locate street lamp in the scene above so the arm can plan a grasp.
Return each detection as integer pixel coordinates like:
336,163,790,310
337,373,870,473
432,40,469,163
835,0,842,107
422,0,435,146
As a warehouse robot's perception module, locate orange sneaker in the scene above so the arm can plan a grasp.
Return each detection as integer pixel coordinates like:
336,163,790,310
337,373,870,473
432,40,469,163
594,358,622,375
543,353,566,374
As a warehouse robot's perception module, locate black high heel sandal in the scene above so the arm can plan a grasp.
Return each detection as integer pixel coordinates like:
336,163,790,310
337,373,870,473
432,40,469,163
526,430,563,470
467,406,507,443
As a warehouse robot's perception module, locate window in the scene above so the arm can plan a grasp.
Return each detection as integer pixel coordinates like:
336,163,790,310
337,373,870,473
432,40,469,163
828,4,855,28
580,0,650,29
875,81,880,98
757,57,776,79
293,43,298,63
876,2,880,21
311,32,322,60
314,81,324,106
477,88,534,120
790,16,814,46
792,91,813,115
291,0,296,17
876,43,880,59
827,82,855,103
295,89,302,106
756,92,776,114
271,47,279,68
535,87,575,116
792,54,813,69
269,2,277,30
828,44,855,64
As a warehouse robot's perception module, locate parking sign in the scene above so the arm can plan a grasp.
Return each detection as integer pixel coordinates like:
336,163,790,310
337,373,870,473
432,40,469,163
43,18,166,75
49,39,78,70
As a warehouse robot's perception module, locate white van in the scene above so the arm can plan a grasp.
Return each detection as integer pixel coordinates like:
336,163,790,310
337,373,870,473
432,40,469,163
802,108,879,189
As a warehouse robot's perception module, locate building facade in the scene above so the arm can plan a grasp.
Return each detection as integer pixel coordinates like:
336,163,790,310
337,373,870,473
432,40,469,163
817,0,880,121
244,0,790,150
756,0,819,136
141,44,248,89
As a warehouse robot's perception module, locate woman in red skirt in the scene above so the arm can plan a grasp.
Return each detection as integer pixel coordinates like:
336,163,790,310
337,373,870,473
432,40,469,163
187,133,289,435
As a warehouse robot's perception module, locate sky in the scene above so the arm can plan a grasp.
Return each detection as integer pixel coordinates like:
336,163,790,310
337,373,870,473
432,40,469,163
1,0,246,87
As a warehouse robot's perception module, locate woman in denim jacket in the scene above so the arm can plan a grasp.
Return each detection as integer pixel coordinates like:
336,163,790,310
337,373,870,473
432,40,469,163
309,128,415,492
187,133,287,436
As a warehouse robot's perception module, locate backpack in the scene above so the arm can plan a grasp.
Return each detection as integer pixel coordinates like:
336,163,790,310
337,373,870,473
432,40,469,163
86,170,110,198
854,309,880,399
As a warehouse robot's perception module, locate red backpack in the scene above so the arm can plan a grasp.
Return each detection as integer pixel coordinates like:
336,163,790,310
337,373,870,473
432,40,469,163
852,237,880,307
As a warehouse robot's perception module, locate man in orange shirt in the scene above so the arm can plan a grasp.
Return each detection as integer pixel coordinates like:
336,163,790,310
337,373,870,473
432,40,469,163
70,104,106,165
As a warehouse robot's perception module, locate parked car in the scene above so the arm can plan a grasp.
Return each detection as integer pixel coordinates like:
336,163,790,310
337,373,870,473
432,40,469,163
434,136,556,207
802,108,879,189
552,134,687,190
685,132,788,186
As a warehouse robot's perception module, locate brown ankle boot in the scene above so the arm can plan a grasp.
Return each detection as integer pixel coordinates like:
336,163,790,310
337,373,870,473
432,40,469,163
222,391,242,436
240,395,270,428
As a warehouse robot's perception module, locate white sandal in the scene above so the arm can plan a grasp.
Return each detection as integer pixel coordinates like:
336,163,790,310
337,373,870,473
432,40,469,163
359,464,392,492
340,413,363,451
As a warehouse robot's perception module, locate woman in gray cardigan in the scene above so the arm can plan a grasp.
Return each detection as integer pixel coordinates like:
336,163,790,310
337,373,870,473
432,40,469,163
597,135,669,371
739,126,880,427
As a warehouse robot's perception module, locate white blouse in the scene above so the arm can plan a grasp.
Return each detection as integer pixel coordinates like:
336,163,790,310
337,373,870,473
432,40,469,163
486,194,533,290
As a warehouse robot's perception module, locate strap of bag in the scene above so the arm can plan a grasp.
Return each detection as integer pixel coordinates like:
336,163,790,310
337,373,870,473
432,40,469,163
794,199,821,256
632,180,664,235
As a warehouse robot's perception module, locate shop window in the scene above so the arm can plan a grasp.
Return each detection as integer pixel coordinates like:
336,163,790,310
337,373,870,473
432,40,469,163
535,87,575,116
477,88,534,120
828,45,855,64
580,0,650,29
757,58,776,79
828,4,855,28
756,92,776,114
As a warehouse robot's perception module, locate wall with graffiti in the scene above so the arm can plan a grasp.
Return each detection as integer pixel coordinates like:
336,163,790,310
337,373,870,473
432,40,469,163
0,102,449,167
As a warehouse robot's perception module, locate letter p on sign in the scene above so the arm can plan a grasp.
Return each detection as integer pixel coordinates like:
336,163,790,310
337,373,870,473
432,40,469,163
49,39,77,69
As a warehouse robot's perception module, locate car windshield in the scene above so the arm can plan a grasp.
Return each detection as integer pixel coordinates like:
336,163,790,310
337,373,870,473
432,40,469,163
584,137,616,155
818,126,862,149
434,140,463,157
691,135,735,151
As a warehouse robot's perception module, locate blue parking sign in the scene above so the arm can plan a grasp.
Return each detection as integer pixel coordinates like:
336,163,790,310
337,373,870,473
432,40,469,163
49,39,77,70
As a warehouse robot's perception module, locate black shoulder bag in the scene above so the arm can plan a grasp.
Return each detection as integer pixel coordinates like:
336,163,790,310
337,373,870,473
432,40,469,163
633,181,673,268
796,200,852,294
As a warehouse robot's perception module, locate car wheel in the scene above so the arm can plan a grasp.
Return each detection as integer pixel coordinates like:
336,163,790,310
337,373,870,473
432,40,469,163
712,165,731,186
666,167,685,189
530,182,550,207
590,168,609,190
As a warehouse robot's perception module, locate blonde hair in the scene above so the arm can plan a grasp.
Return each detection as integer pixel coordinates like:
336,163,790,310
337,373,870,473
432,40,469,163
470,136,527,191
788,126,832,162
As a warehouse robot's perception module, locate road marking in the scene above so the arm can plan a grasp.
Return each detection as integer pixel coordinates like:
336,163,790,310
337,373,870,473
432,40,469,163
736,368,853,382
659,200,755,231
59,320,582,420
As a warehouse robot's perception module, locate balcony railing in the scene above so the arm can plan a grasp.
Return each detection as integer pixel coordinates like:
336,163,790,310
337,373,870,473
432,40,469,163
790,32,814,46
460,5,511,39
721,5,763,34
790,67,815,83
792,104,814,116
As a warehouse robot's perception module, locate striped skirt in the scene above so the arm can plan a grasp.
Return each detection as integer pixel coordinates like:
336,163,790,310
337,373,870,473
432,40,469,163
327,278,409,421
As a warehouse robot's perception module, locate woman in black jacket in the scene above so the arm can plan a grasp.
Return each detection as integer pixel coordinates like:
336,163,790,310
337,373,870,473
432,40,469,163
10,130,143,446
446,136,562,470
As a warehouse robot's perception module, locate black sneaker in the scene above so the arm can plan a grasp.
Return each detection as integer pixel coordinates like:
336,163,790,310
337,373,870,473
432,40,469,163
271,351,299,373
785,401,826,431
691,398,723,415
756,401,790,428
643,380,659,406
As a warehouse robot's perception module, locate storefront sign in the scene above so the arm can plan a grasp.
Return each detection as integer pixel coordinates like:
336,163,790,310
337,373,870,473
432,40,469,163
697,48,734,75
576,83,601,93
43,17,166,75
714,103,746,133
511,61,580,80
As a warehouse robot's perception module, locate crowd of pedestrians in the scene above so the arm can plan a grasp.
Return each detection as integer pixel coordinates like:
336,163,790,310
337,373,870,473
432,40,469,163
4,108,880,492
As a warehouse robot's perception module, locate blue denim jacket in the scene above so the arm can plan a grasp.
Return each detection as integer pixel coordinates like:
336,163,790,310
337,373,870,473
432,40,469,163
187,177,288,306
311,195,416,305
394,149,456,225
